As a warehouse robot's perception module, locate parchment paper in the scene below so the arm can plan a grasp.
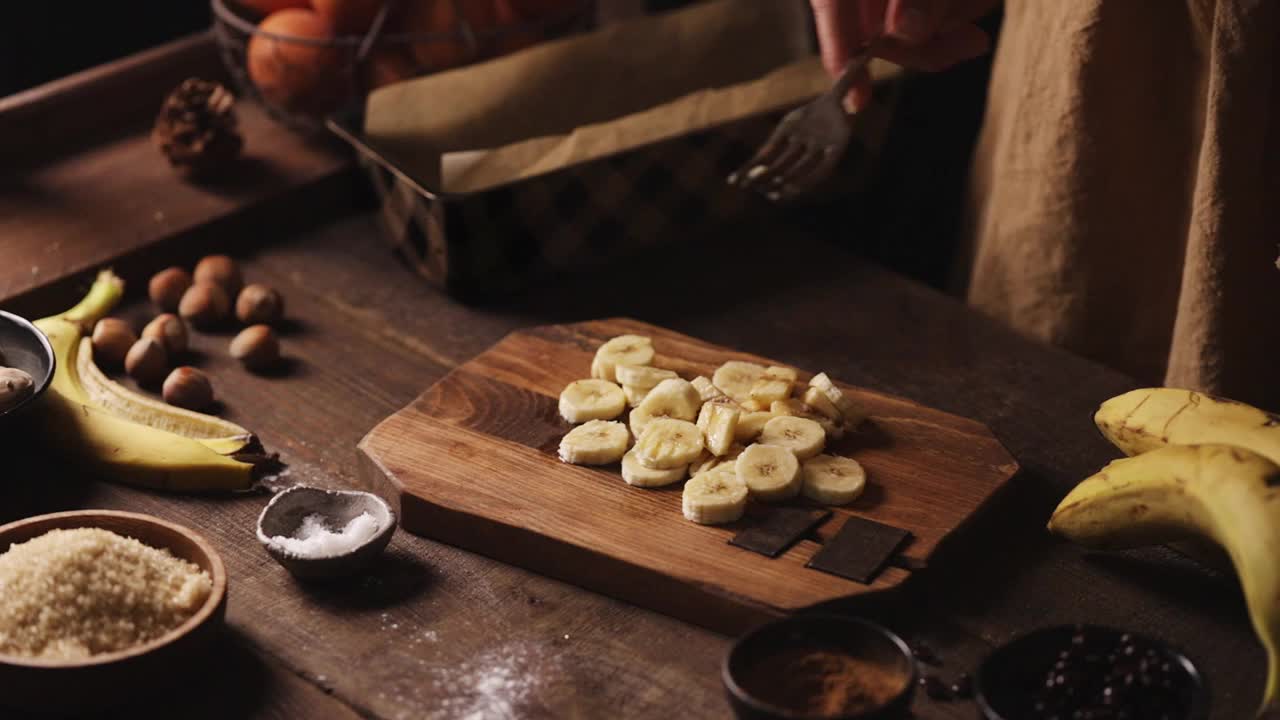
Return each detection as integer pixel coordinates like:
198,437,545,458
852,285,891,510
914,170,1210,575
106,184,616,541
364,0,888,194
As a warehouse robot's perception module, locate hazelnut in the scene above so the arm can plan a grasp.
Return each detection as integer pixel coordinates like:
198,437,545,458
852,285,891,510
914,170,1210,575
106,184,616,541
178,282,230,328
90,318,138,368
193,255,243,296
124,337,168,386
230,325,280,371
162,366,214,410
235,283,284,325
148,267,193,312
142,313,188,355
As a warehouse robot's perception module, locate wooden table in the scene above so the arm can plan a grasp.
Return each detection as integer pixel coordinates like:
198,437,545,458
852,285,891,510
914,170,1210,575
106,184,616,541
1,35,1262,720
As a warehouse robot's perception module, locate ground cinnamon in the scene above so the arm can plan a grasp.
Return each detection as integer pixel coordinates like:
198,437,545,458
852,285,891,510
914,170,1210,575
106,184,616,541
741,646,906,717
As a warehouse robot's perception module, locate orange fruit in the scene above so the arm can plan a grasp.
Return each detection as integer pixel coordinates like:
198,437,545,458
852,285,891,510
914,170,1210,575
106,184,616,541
236,0,310,16
247,9,347,114
401,0,496,71
312,0,386,34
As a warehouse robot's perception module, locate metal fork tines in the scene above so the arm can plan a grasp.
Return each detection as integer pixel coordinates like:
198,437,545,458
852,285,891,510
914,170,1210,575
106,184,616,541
728,44,876,202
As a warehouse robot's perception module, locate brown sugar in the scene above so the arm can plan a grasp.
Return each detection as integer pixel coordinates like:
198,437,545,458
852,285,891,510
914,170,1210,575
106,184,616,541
741,646,907,717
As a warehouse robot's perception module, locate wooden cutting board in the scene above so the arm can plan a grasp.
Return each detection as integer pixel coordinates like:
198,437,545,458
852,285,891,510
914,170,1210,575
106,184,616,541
358,318,1019,632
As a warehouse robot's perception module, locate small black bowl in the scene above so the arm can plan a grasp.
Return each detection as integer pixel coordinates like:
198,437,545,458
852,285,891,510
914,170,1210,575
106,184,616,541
723,614,917,720
975,624,1209,720
0,310,55,424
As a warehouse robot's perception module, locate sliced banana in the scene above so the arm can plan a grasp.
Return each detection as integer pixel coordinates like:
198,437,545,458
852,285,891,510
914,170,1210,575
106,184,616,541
770,398,808,417
623,384,649,408
634,418,704,469
735,443,801,501
616,364,677,390
591,335,654,383
741,399,768,412
712,361,766,404
735,410,775,442
559,378,626,423
759,415,826,460
801,454,866,505
697,400,740,456
691,444,746,475
810,372,867,427
802,386,842,421
559,420,630,465
636,378,701,422
691,375,726,402
682,466,748,524
621,448,687,487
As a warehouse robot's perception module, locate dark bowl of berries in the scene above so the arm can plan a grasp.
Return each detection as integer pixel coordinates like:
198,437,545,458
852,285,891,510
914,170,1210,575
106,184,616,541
975,624,1208,720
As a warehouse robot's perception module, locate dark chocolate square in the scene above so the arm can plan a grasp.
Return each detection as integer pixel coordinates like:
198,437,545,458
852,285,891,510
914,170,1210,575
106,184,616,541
806,516,911,584
730,508,832,558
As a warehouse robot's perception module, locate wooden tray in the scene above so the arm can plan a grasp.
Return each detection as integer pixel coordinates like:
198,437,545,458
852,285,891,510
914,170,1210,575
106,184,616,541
358,318,1019,632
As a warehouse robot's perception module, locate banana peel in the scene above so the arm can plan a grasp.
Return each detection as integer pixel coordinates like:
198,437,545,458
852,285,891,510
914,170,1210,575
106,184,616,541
29,269,263,492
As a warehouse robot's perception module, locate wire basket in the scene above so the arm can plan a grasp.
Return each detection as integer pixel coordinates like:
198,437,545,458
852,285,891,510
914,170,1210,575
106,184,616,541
211,0,596,130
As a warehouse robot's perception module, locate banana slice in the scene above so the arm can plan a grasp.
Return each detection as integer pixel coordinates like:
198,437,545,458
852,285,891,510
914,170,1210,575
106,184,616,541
691,375,726,402
712,361,766,404
760,415,826,460
735,410,775,442
810,372,867,427
697,400,740,456
691,444,746,475
682,466,748,524
636,378,702,422
770,398,808,417
801,454,866,505
802,386,842,422
635,418,704,469
735,443,801,501
591,335,655,383
559,420,630,465
741,399,768,412
623,384,649,408
621,449,687,487
616,364,677,390
559,379,626,423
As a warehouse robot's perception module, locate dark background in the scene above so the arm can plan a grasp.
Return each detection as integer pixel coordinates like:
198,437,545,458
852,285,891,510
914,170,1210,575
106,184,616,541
0,0,997,291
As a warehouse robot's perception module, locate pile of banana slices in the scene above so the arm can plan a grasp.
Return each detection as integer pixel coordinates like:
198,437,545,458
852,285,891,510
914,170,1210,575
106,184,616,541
558,335,869,525
1049,388,1280,715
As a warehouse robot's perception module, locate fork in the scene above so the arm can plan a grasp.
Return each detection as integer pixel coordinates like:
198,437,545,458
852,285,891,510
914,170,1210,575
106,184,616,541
727,41,879,202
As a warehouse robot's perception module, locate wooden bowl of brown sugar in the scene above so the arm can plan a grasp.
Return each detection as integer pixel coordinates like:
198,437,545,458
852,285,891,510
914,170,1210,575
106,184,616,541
723,614,917,719
0,510,228,713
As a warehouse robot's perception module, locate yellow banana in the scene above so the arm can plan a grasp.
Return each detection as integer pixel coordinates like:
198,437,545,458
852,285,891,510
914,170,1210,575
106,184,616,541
1096,387,1280,464
1049,444,1280,715
31,270,258,492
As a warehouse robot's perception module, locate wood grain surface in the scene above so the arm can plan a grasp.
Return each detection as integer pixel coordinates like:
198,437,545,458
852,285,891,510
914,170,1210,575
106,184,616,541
0,33,1266,720
360,318,1017,631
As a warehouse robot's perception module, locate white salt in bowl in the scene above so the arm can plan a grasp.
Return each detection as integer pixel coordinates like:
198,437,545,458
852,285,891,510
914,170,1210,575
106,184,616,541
256,486,396,580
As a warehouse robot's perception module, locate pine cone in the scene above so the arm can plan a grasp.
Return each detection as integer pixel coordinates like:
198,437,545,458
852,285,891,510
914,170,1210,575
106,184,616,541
152,78,243,178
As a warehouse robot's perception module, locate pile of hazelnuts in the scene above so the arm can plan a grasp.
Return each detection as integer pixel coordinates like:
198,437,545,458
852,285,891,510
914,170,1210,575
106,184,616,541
89,255,286,411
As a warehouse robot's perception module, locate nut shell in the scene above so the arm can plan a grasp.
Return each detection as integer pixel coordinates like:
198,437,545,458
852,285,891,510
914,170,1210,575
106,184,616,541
124,337,168,386
193,255,243,296
148,267,193,312
142,314,189,355
91,318,138,368
179,282,231,328
163,366,214,410
230,325,280,371
236,284,284,325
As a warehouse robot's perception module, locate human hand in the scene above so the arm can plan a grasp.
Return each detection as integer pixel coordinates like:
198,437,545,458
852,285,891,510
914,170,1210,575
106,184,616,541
809,0,998,109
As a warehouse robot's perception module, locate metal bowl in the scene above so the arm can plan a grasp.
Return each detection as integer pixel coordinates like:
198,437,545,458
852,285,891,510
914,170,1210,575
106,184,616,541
723,614,917,720
0,310,55,424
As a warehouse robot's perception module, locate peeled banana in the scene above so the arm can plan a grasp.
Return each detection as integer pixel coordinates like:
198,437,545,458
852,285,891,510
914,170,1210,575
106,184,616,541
634,418,704,470
622,449,686,487
697,400,739,457
1096,387,1280,465
801,454,866,505
682,466,748,524
591,335,654,383
559,420,629,465
736,443,801,501
32,270,262,492
759,416,825,460
559,379,626,423
713,361,766,404
1049,444,1280,714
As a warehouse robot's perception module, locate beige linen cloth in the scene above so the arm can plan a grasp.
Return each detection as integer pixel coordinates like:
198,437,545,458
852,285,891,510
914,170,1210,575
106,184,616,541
962,0,1280,408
